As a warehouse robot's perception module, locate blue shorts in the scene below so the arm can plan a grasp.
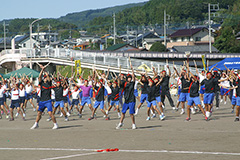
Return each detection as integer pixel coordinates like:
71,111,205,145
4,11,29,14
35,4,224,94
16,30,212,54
107,95,111,102
232,96,237,105
221,88,230,96
204,93,215,104
19,97,25,104
156,96,161,103
10,100,20,109
134,89,138,97
38,99,52,112
3,94,6,102
94,101,104,109
72,99,79,106
147,100,157,107
63,97,68,104
110,100,119,106
90,88,93,98
188,97,201,106
81,96,91,106
178,87,181,95
140,94,148,103
37,96,40,103
200,85,205,94
79,92,83,99
179,93,189,102
237,97,240,106
25,93,33,100
54,101,64,108
122,102,135,114
0,97,4,105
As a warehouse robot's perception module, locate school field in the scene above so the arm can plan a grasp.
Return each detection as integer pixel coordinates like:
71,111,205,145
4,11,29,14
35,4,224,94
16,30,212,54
0,97,239,160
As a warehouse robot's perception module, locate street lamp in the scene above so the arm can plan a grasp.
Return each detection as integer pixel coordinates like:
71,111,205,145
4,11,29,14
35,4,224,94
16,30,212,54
29,18,42,54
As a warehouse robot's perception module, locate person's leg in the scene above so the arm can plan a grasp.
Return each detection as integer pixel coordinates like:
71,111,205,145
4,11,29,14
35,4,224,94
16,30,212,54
29,98,35,109
48,111,57,124
166,91,175,108
186,105,191,119
235,105,240,121
119,113,125,124
215,91,220,109
17,107,24,118
35,111,42,123
130,114,135,124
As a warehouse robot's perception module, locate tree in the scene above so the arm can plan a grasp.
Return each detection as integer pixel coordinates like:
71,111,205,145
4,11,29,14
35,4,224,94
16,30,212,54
150,42,167,52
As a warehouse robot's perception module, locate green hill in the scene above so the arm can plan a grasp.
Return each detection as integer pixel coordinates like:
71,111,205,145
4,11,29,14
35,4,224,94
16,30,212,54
58,2,147,28
85,0,236,33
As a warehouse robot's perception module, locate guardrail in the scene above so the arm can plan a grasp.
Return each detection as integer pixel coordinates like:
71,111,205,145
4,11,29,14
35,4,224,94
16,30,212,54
1,48,198,75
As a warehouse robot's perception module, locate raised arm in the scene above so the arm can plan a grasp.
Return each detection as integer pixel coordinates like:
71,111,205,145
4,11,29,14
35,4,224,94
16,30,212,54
167,65,171,77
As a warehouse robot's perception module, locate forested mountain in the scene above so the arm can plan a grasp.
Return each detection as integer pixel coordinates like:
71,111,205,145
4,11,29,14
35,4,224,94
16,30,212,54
85,0,236,33
58,2,147,27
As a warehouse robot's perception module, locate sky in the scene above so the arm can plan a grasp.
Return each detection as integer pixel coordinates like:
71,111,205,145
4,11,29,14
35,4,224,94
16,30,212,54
0,0,148,21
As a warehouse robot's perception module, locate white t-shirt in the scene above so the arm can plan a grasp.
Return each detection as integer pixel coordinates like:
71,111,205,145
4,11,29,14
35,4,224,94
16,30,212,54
0,87,5,98
19,89,25,97
11,89,19,100
63,88,69,97
134,81,139,90
37,88,41,97
25,85,33,94
51,89,55,99
199,74,206,83
220,78,230,88
71,89,80,99
175,77,182,89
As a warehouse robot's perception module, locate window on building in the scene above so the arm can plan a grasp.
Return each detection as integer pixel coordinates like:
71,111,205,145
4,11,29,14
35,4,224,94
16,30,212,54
23,43,26,47
187,37,191,41
172,38,177,42
181,37,184,41
195,37,201,41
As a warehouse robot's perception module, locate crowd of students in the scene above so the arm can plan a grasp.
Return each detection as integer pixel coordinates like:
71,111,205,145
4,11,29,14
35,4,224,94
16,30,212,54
0,60,239,130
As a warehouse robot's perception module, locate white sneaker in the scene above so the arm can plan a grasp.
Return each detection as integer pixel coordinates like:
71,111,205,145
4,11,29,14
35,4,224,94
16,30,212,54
134,108,139,115
30,123,39,129
59,113,63,117
106,111,109,115
33,108,36,112
116,123,123,129
162,105,165,109
180,111,185,115
52,124,59,129
23,113,26,117
6,115,9,119
151,114,156,118
118,112,121,118
64,117,69,122
224,101,227,105
15,112,19,117
132,124,137,130
66,112,71,117
172,107,176,110
191,110,196,115
220,99,223,103
160,114,166,121
146,117,151,121
46,117,52,122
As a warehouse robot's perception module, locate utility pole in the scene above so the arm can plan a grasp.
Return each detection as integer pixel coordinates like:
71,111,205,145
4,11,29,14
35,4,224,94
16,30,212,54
3,21,7,51
164,10,167,47
126,25,129,44
208,3,219,53
113,13,116,45
48,24,51,46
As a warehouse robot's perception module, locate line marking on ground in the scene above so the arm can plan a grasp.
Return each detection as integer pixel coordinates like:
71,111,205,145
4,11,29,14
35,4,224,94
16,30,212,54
41,152,99,160
0,148,239,156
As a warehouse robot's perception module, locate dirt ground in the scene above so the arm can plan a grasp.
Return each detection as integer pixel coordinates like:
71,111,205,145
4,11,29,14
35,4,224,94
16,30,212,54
0,97,239,160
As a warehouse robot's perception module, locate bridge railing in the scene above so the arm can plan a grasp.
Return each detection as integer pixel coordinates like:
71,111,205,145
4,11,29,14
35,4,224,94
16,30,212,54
1,48,197,75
